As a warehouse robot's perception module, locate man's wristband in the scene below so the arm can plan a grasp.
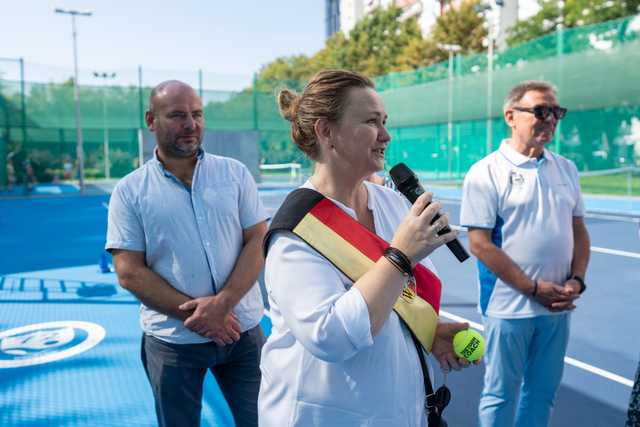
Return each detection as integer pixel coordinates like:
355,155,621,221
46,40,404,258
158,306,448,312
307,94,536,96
531,279,538,297
569,275,587,294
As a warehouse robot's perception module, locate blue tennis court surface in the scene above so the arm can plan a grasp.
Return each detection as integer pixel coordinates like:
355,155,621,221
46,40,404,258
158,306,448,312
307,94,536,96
1,185,638,426
0,183,81,198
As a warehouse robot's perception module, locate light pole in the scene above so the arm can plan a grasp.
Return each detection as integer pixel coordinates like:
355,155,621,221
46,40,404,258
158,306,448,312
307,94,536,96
477,1,503,156
486,6,498,156
55,8,92,192
93,72,116,180
555,0,565,154
437,43,462,179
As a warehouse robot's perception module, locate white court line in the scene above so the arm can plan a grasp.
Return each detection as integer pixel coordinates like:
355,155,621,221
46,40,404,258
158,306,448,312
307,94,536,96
585,212,640,223
102,202,109,210
591,246,640,259
439,309,484,330
439,310,634,388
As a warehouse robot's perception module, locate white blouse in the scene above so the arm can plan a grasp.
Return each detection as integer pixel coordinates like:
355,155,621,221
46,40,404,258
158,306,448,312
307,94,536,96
259,180,438,427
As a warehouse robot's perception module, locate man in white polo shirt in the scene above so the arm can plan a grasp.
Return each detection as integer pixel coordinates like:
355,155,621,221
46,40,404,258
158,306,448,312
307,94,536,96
460,80,590,427
106,80,269,427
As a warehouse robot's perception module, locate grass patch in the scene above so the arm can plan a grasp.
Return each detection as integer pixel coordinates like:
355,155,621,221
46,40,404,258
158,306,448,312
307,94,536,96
580,172,640,196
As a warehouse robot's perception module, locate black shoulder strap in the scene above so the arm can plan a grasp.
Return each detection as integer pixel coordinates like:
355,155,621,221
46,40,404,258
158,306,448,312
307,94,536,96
404,318,435,397
263,188,325,257
405,318,449,427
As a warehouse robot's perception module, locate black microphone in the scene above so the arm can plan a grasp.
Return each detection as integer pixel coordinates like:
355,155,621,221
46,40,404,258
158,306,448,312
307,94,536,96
389,163,469,263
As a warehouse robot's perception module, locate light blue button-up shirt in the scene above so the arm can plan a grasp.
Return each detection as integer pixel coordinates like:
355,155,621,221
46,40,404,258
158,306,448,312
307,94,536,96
106,150,269,343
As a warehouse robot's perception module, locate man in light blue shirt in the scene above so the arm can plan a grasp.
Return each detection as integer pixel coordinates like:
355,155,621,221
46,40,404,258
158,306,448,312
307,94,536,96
460,81,590,427
106,80,269,427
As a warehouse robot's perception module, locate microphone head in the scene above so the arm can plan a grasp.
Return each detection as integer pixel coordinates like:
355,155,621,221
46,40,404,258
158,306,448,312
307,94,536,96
389,163,418,188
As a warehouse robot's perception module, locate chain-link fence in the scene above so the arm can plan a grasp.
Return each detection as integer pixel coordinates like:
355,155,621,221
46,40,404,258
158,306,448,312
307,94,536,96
1,14,639,193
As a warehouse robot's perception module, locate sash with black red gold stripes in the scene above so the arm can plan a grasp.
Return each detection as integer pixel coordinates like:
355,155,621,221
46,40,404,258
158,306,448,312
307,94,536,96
263,188,441,352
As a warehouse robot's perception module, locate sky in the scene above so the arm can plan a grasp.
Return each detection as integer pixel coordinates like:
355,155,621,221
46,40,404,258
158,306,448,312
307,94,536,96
1,0,326,90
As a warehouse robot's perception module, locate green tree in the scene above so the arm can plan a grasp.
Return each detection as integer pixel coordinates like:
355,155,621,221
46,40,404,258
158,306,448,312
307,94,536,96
395,37,444,70
255,55,313,92
337,6,423,76
507,0,640,46
431,0,487,54
255,2,488,87
309,31,349,71
255,6,424,88
396,0,486,70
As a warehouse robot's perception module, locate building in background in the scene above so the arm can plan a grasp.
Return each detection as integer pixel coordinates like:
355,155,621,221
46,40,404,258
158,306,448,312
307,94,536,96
326,0,341,38
328,0,540,48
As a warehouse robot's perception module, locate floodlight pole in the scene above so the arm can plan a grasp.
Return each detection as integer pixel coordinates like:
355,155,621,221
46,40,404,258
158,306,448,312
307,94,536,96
484,1,503,156
487,26,493,156
93,71,116,180
438,43,462,179
55,8,92,192
555,0,565,154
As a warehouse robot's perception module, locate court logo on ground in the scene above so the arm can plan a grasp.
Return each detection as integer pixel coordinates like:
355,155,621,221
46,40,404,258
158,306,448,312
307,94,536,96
0,321,106,368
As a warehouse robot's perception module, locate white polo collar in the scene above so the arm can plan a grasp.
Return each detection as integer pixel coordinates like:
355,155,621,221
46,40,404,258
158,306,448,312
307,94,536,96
499,140,547,167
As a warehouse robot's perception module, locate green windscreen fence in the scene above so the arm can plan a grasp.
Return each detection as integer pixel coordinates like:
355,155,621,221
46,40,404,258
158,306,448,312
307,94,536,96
378,14,640,177
1,14,639,190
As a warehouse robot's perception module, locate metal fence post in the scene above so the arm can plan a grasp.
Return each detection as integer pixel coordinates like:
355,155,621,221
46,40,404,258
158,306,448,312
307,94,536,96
138,66,144,130
19,58,27,149
252,73,258,130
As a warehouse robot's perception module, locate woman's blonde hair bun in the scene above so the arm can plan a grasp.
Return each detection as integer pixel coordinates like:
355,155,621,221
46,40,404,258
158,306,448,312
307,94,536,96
277,89,300,122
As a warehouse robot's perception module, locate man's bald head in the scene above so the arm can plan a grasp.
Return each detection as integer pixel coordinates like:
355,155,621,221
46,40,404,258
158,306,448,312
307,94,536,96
145,80,204,159
148,80,199,113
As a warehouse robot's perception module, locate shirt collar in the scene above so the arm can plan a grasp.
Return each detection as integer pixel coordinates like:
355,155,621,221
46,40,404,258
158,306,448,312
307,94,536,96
153,147,205,177
499,140,547,167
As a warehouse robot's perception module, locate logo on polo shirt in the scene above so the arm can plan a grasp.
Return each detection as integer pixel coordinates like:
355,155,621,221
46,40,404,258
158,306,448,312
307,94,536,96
0,321,106,368
509,171,525,187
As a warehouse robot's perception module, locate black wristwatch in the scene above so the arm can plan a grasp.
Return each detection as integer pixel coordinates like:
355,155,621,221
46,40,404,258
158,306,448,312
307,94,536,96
569,275,587,294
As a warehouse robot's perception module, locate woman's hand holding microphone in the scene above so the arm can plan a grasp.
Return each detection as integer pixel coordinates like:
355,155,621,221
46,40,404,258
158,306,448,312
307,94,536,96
391,192,458,265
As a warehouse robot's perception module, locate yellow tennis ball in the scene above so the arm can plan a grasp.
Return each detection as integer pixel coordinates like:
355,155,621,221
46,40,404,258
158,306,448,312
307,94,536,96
453,329,485,362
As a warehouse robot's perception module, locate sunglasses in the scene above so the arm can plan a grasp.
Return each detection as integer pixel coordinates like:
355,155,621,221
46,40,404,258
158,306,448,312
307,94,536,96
512,105,568,121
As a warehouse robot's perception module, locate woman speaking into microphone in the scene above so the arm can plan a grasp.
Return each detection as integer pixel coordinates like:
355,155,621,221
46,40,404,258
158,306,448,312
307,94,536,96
259,69,473,427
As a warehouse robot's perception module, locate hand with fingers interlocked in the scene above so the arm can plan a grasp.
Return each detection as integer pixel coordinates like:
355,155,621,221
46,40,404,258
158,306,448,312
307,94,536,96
179,295,242,345
533,279,579,312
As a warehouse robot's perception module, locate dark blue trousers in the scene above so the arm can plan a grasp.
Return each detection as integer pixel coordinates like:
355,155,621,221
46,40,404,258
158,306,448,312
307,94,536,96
141,326,265,427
